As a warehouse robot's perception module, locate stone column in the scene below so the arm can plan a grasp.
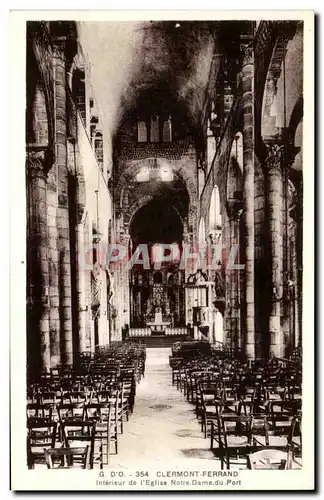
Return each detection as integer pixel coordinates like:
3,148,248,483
81,213,93,352
241,38,255,361
264,141,284,358
77,218,87,353
53,37,73,365
47,173,60,367
227,208,239,349
26,147,51,372
208,229,223,345
122,233,131,331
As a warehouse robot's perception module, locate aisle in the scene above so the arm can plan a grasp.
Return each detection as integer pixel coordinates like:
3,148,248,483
110,347,215,468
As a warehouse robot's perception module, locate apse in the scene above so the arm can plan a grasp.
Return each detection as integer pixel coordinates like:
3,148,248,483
130,200,183,248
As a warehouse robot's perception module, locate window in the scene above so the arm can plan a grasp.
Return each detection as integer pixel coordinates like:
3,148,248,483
94,132,103,171
90,116,98,142
137,115,172,143
72,68,86,125
162,116,172,142
137,120,147,142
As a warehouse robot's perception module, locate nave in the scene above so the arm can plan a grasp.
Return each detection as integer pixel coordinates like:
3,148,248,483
109,348,216,467
27,342,302,471
24,19,306,478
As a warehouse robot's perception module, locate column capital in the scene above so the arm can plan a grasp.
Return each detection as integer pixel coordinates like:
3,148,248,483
240,36,254,67
52,35,67,61
26,145,52,177
264,140,285,171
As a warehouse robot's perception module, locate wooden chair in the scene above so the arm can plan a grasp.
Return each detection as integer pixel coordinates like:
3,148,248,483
109,389,123,436
45,446,91,469
95,390,113,404
267,417,295,450
57,402,86,425
288,413,302,461
38,390,61,407
27,421,57,469
219,415,253,470
27,403,53,424
118,383,130,428
200,387,223,439
120,376,136,414
69,391,92,405
85,402,117,465
171,359,182,388
61,420,96,468
247,448,293,469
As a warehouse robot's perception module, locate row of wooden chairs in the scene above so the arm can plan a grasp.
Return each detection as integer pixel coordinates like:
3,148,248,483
27,344,147,469
210,413,301,470
27,390,134,468
27,406,118,469
170,346,302,470
28,381,135,411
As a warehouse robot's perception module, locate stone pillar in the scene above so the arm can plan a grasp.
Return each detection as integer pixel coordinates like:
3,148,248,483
208,229,223,345
229,213,238,349
77,219,87,353
224,200,243,351
122,233,131,330
53,37,73,365
47,168,60,367
81,213,93,352
241,37,255,361
98,268,108,346
264,141,284,358
295,183,303,349
253,159,267,359
26,147,51,372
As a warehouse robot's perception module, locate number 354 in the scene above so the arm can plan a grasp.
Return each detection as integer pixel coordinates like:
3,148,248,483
136,471,149,477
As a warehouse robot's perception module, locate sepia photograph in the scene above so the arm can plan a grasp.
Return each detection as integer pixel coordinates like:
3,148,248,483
10,10,314,491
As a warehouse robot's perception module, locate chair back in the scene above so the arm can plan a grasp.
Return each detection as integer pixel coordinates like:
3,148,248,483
27,421,57,468
45,446,91,469
248,448,292,469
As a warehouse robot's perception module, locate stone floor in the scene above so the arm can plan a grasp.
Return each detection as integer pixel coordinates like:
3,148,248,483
108,347,302,471
109,347,221,469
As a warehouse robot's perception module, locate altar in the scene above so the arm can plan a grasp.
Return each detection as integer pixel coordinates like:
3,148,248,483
146,307,170,335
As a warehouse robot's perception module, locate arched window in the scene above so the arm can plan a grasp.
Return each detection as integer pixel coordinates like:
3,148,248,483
209,185,222,231
94,132,103,171
137,120,147,142
232,132,243,172
162,116,172,142
72,68,86,125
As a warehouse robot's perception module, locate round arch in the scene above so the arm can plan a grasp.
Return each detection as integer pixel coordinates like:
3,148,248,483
115,157,197,209
261,24,302,139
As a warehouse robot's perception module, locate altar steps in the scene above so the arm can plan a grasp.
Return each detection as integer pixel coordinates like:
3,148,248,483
125,335,189,348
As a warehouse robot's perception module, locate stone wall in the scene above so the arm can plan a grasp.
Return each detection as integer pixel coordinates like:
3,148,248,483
26,21,113,372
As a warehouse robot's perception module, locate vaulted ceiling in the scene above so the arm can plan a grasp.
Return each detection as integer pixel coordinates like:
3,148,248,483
78,21,221,137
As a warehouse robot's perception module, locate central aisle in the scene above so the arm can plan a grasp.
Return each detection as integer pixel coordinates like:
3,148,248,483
110,347,216,468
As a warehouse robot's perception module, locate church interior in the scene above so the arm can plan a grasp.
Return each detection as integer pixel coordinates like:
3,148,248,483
25,20,303,471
